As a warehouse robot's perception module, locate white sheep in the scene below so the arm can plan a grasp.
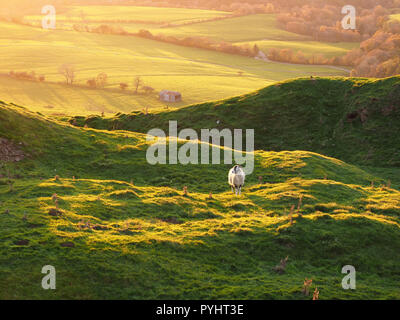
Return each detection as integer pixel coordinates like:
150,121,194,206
228,165,245,195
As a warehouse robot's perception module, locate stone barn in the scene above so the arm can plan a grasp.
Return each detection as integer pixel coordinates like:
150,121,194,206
159,90,182,102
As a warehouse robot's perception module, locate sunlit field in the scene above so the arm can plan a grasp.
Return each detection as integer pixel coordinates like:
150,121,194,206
0,19,348,115
26,5,232,24
1,0,400,302
238,40,360,58
2,77,400,299
148,14,310,41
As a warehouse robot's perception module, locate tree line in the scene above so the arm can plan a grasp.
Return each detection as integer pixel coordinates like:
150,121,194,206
7,63,155,94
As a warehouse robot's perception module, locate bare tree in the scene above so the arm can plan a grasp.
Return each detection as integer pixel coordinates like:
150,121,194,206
133,76,143,94
59,64,75,85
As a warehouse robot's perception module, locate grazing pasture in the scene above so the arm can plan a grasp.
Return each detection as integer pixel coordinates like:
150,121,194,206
1,2,398,302
238,40,360,58
152,14,311,42
26,5,232,25
0,20,348,115
1,93,400,299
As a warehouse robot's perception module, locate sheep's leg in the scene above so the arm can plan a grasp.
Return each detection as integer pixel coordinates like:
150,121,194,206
235,187,238,196
239,186,241,196
231,186,234,193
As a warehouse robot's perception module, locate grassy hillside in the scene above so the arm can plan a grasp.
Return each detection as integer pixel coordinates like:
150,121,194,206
1,97,400,299
25,7,359,61
26,8,358,60
71,76,400,168
149,13,358,60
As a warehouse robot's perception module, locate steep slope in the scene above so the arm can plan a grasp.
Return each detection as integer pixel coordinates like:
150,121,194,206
1,102,400,299
69,76,400,167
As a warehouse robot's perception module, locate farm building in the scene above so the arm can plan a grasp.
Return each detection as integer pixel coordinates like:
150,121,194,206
159,90,182,102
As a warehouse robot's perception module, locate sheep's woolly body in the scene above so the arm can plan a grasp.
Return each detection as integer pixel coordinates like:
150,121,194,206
228,165,245,195
229,174,245,188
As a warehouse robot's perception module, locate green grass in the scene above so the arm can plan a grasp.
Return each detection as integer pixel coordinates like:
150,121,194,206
87,12,356,59
25,8,358,61
0,21,348,116
1,77,400,299
0,6,394,299
71,76,400,168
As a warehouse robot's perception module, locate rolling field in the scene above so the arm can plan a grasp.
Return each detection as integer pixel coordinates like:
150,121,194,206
238,40,360,58
70,76,400,169
1,78,400,299
0,21,348,115
149,14,311,42
25,7,358,60
26,5,232,25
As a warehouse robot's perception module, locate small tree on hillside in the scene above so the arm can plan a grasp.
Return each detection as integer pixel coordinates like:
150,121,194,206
133,76,143,94
59,64,75,85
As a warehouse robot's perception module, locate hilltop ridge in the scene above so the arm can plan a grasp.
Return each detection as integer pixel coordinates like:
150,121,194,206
1,86,400,300
69,76,400,168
